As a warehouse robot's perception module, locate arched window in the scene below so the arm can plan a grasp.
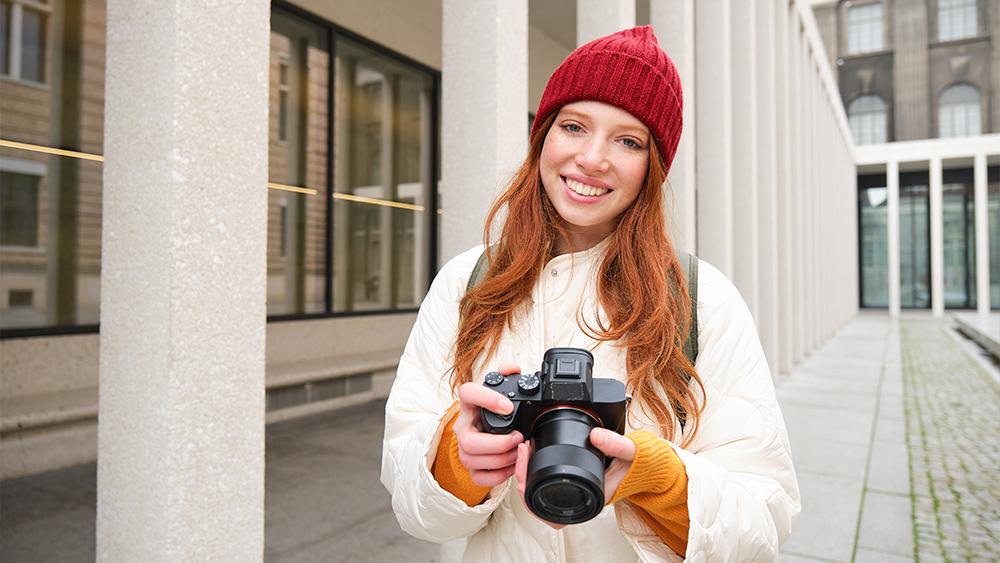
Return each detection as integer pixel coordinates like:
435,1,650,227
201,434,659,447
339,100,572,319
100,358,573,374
938,83,981,138
847,2,884,54
848,95,888,145
938,0,978,42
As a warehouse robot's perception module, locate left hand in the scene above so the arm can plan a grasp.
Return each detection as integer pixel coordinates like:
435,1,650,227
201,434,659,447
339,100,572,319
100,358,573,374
514,427,636,530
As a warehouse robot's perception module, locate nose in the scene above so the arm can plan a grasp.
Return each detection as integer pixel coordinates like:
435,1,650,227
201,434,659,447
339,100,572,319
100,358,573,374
575,139,610,174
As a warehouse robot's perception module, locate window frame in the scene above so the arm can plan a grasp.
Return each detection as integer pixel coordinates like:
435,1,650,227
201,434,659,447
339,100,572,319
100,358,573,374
938,82,982,138
845,1,885,55
0,0,52,85
937,0,978,42
847,94,888,145
0,157,44,251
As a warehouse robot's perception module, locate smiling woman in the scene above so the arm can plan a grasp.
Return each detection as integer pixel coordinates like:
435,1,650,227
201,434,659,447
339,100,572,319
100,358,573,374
382,25,799,563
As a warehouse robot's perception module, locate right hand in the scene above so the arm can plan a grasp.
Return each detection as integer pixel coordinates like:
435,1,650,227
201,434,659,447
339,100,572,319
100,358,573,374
454,363,526,487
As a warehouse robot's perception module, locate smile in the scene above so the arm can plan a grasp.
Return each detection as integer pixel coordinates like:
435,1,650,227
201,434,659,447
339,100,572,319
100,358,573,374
562,176,611,198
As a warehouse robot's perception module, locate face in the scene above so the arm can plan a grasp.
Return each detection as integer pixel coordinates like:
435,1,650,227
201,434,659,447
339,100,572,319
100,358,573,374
539,100,650,250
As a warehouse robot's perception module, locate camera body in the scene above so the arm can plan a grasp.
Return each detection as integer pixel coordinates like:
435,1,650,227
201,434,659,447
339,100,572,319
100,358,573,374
479,348,629,525
480,348,628,439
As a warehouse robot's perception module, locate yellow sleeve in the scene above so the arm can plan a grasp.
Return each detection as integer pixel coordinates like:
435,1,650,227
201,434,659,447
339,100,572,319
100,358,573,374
431,404,491,507
610,430,690,557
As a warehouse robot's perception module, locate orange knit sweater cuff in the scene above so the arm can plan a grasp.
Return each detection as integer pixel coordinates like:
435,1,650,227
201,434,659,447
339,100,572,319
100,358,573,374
431,405,491,507
610,430,690,556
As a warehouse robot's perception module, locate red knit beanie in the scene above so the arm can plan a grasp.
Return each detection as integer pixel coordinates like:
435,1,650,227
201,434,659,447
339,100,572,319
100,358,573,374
532,26,683,170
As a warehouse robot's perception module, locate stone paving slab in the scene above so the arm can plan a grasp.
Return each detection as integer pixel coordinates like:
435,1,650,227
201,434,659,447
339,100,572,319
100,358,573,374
856,492,914,556
779,471,862,562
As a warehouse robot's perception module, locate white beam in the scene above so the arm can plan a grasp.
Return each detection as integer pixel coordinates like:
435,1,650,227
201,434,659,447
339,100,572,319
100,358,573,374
974,153,991,315
576,0,636,45
930,158,944,316
887,160,901,316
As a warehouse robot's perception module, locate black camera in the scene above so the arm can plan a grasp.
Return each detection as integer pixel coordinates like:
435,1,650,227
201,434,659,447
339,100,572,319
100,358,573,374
480,347,628,525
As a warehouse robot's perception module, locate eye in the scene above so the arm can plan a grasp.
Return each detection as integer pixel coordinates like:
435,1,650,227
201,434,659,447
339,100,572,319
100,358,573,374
560,123,584,134
620,137,645,150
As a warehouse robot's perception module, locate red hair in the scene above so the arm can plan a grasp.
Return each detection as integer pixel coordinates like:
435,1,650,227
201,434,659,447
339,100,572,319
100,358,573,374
450,112,704,445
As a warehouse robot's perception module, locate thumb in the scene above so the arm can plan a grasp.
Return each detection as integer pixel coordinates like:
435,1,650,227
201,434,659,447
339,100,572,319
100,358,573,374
590,428,635,462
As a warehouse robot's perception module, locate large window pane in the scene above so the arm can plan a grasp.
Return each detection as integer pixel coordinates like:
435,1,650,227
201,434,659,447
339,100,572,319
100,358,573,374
267,11,329,316
848,95,887,145
332,38,433,312
847,2,883,54
938,0,977,42
899,173,930,309
0,1,103,330
942,169,976,308
939,83,981,138
859,175,889,307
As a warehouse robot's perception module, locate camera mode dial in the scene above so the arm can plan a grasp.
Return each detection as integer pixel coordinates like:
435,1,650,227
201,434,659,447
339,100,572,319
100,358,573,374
517,373,540,393
484,371,504,386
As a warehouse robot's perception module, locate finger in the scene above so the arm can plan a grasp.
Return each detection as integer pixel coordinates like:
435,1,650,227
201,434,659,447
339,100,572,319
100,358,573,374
458,449,520,471
514,442,529,497
458,382,514,416
457,430,524,456
590,428,636,462
470,466,515,488
497,363,522,375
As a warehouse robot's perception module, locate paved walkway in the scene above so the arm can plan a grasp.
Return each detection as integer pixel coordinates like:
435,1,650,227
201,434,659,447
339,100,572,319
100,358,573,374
2,314,997,562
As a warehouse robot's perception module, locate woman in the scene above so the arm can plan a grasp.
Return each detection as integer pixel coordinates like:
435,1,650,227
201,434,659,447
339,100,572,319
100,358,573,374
381,26,799,562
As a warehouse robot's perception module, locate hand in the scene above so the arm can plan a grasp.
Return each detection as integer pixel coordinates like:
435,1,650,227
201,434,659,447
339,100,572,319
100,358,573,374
453,363,526,487
514,426,636,530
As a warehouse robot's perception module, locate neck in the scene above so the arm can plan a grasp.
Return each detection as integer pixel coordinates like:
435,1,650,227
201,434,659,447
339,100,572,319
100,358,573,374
553,224,613,255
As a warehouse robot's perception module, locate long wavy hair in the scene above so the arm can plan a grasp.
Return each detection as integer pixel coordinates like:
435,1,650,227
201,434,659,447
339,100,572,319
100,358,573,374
450,111,704,445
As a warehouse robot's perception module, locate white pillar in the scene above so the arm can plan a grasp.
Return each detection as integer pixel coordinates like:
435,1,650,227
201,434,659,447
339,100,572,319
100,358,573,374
974,153,991,315
695,0,733,276
576,0,636,45
441,1,528,262
756,0,779,375
650,0,696,253
776,0,793,375
730,0,759,319
97,1,269,560
887,160,901,316
930,158,944,316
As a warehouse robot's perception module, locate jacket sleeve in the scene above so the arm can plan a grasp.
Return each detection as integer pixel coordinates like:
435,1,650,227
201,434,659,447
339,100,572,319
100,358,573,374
379,246,514,543
625,260,798,563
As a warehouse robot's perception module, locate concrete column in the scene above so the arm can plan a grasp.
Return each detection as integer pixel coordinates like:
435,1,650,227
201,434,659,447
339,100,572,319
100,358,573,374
776,0,794,376
730,0,759,319
695,0,733,276
97,2,269,561
650,0,696,253
576,0,636,45
930,158,944,317
755,0,779,375
887,160,901,316
974,153,991,315
441,1,527,262
791,23,804,363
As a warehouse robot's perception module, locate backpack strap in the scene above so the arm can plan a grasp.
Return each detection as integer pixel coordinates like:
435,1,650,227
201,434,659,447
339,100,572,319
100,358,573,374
467,249,491,293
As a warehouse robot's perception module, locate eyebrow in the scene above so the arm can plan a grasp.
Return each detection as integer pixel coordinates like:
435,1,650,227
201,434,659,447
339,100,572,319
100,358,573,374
558,109,649,139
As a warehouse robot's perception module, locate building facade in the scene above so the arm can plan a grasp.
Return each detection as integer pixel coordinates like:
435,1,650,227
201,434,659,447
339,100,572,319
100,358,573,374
812,0,1000,312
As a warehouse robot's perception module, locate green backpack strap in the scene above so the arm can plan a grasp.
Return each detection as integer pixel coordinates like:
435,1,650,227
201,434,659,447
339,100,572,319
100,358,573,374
467,249,491,293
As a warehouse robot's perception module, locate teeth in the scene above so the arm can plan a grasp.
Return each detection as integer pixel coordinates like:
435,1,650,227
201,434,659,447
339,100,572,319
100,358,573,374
566,178,609,197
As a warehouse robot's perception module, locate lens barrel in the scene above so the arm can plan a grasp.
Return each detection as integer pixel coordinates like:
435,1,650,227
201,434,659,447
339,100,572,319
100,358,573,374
524,408,606,525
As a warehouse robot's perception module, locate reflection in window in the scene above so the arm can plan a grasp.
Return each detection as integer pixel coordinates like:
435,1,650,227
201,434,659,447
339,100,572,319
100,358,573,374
847,2,883,54
848,95,887,145
938,0,977,42
0,0,49,83
333,38,433,312
0,170,39,246
942,171,976,308
267,11,329,316
938,83,981,138
859,178,888,307
899,174,930,309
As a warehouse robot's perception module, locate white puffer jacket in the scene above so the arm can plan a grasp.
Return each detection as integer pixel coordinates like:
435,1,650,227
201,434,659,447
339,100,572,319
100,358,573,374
381,240,800,562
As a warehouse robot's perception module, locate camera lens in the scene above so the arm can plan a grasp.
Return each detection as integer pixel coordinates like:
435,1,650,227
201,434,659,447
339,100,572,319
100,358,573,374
524,408,606,525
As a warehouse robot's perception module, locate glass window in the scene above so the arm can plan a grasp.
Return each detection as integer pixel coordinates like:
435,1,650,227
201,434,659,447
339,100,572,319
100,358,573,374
267,11,329,316
859,175,888,307
942,169,976,308
899,173,930,309
19,4,45,82
989,166,999,309
938,83,981,138
1,1,10,75
0,170,40,246
0,0,49,83
938,0,977,41
848,95,887,145
847,2,883,54
332,38,434,312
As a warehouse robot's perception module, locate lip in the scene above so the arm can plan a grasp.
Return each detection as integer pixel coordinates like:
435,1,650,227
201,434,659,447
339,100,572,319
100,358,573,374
563,174,613,191
561,176,613,203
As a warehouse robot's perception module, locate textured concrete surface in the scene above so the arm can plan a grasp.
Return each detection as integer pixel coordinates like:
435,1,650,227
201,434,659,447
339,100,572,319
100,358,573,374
4,313,997,561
